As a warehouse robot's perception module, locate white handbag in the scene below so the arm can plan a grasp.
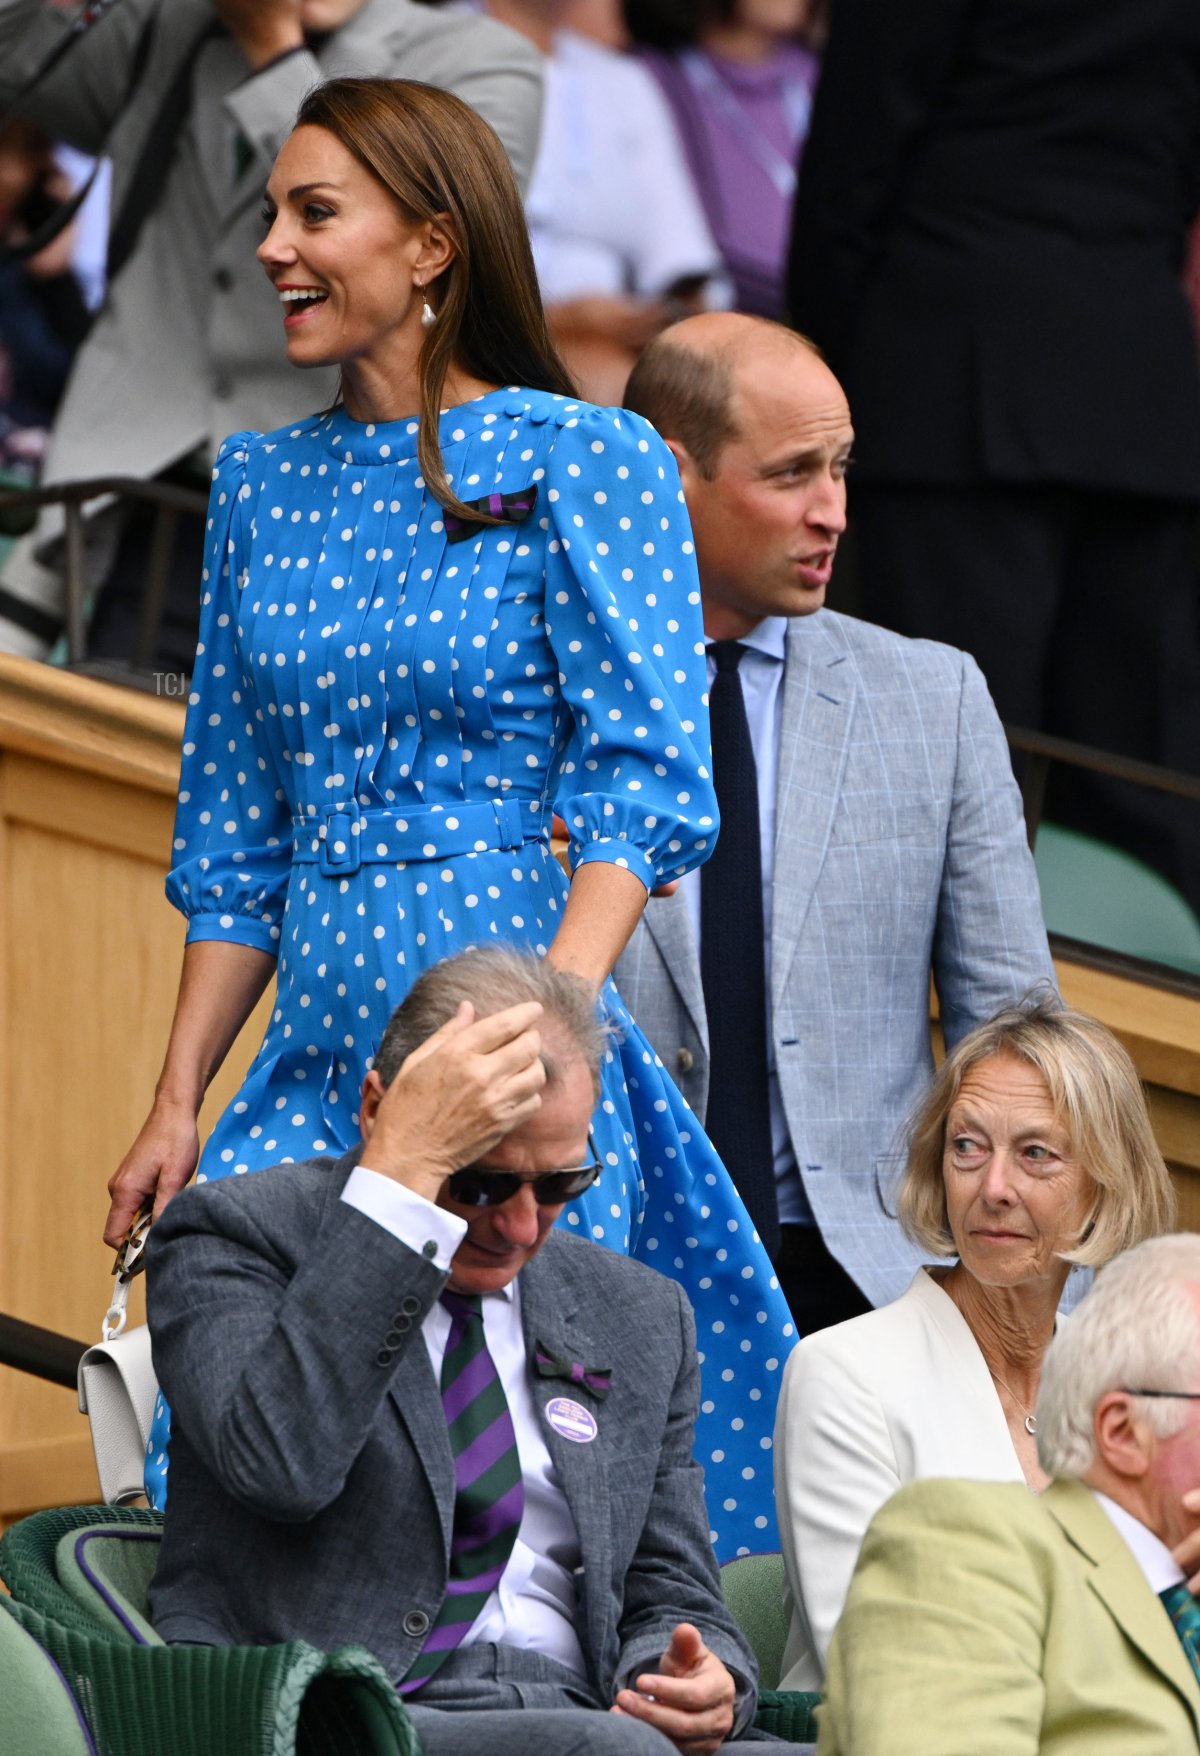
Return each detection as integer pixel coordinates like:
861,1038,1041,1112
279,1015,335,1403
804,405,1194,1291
77,1212,159,1505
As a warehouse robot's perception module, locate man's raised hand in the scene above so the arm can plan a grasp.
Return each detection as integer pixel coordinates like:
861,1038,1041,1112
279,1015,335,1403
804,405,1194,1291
358,1001,546,1201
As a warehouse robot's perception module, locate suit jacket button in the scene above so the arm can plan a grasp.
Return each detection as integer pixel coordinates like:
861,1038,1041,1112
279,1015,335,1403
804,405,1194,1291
676,1047,694,1074
374,1347,394,1367
399,1295,422,1316
403,1610,430,1638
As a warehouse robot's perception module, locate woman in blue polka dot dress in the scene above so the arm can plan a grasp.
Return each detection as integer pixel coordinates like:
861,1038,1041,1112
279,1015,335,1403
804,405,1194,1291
106,77,795,1557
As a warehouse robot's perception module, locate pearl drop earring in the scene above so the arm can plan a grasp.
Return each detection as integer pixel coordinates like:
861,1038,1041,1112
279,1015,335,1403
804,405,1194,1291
420,289,437,329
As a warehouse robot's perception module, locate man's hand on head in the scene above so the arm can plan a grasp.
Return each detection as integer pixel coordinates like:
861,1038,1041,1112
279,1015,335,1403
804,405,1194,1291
360,1001,546,1203
610,1623,736,1756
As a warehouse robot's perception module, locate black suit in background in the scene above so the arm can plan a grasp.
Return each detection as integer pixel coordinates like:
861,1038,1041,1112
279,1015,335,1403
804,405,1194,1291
787,0,1200,912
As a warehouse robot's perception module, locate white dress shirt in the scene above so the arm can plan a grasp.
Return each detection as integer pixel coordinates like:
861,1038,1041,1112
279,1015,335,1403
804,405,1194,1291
680,617,810,1223
1092,1490,1186,1592
340,1165,586,1674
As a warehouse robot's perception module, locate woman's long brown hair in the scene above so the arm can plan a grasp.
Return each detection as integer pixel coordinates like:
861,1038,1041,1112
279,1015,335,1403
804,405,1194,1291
295,76,577,530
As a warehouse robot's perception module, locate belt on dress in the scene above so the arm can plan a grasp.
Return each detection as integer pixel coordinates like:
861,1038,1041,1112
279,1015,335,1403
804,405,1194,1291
291,798,549,877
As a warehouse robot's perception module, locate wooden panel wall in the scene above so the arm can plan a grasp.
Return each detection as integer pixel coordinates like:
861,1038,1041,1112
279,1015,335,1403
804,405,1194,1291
0,654,1197,1522
0,658,270,1521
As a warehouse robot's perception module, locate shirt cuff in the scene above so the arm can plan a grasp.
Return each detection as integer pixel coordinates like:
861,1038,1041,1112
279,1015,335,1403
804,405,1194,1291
341,1166,466,1270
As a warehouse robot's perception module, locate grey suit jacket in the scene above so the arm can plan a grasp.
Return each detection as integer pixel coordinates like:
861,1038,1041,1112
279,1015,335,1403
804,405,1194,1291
615,610,1055,1308
145,1153,756,1717
0,0,541,619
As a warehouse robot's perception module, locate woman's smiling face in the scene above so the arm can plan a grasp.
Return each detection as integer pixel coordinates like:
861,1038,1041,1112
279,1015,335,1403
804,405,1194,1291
257,125,433,376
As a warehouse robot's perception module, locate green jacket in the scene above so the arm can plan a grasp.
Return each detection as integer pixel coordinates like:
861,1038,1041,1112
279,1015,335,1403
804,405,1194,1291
818,1476,1200,1755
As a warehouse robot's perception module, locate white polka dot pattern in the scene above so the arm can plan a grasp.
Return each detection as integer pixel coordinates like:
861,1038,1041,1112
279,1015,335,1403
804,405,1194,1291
148,387,795,1557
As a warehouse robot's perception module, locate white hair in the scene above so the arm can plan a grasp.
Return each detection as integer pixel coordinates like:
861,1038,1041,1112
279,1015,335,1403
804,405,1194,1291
1036,1233,1200,1479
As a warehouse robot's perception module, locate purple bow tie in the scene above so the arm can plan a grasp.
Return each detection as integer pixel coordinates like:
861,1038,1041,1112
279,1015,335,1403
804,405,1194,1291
535,1345,612,1399
443,486,539,544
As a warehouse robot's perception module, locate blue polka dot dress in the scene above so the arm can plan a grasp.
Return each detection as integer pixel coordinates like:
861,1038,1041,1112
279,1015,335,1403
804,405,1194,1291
149,386,795,1556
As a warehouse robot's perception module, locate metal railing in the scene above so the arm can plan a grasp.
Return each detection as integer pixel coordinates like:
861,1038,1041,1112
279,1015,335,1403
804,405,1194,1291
0,1312,87,1390
0,474,207,677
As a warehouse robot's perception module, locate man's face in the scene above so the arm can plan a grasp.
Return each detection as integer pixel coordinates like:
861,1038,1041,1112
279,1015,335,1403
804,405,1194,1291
439,1054,595,1297
1144,1289,1200,1551
673,343,854,640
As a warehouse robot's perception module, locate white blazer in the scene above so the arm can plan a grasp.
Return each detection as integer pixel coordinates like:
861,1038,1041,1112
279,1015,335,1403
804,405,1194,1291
773,1268,1028,1689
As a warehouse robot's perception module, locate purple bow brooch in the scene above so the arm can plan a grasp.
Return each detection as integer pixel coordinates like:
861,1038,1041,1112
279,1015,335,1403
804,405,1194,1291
535,1345,612,1400
443,485,539,544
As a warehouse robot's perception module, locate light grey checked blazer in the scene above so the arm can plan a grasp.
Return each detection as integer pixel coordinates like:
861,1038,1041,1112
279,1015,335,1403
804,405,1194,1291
615,609,1055,1309
145,1153,757,1719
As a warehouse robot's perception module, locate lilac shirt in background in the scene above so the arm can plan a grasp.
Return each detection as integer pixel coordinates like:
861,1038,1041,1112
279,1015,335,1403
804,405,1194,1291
639,42,819,318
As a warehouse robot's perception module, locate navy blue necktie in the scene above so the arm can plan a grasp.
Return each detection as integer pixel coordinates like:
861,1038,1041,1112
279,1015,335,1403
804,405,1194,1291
700,641,779,1257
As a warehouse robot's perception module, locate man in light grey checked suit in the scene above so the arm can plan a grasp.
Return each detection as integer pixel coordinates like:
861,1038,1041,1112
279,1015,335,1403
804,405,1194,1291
146,946,810,1755
617,313,1056,1334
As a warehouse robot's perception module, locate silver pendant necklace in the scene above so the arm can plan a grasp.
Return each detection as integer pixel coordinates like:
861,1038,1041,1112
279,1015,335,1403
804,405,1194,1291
989,1368,1037,1435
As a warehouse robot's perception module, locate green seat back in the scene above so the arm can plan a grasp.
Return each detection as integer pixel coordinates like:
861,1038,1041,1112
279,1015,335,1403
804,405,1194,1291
0,1505,164,1642
55,1525,163,1644
719,1550,788,1690
1035,822,1200,975
0,1596,96,1755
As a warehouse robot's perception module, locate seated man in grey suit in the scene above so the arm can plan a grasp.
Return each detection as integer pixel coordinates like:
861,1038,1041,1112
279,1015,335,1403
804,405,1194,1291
617,312,1056,1334
818,1233,1200,1754
146,944,806,1755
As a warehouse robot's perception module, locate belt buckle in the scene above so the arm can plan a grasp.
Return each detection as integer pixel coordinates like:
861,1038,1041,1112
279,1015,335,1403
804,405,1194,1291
320,806,361,876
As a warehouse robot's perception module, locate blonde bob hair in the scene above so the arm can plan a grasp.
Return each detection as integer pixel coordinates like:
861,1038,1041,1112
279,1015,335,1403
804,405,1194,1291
896,994,1175,1269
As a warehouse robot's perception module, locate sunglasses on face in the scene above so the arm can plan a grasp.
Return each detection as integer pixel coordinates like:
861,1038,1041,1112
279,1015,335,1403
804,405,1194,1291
445,1133,602,1210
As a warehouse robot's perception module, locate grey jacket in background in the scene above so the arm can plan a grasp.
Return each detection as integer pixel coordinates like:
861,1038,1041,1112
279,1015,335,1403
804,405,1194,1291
0,0,543,646
145,1152,757,1721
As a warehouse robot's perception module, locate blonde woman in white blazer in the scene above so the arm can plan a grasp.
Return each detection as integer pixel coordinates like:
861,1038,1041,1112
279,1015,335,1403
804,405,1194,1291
773,996,1175,1690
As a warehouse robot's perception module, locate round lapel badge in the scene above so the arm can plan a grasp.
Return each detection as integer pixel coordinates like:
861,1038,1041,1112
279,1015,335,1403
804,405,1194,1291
545,1395,599,1444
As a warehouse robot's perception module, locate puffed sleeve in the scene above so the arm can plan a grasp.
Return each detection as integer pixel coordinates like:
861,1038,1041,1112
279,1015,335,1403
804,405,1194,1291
541,405,718,889
165,432,292,955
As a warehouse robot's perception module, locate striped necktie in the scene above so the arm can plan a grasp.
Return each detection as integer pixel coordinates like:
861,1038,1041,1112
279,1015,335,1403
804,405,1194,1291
401,1290,525,1692
1159,1583,1200,1684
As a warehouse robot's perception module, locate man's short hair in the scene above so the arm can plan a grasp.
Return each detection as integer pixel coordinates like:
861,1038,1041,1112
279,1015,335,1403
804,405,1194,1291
896,992,1176,1268
624,317,825,478
1036,1233,1200,1478
373,945,610,1093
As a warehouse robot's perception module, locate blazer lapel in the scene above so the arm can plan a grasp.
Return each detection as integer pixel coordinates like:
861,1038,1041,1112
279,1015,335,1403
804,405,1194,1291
519,1247,614,1677
388,1341,456,1564
770,612,857,1014
1043,1481,1200,1734
639,888,708,1056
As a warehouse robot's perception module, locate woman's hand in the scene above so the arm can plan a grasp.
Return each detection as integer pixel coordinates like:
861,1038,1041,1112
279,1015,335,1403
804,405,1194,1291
104,1096,202,1248
103,939,276,1247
